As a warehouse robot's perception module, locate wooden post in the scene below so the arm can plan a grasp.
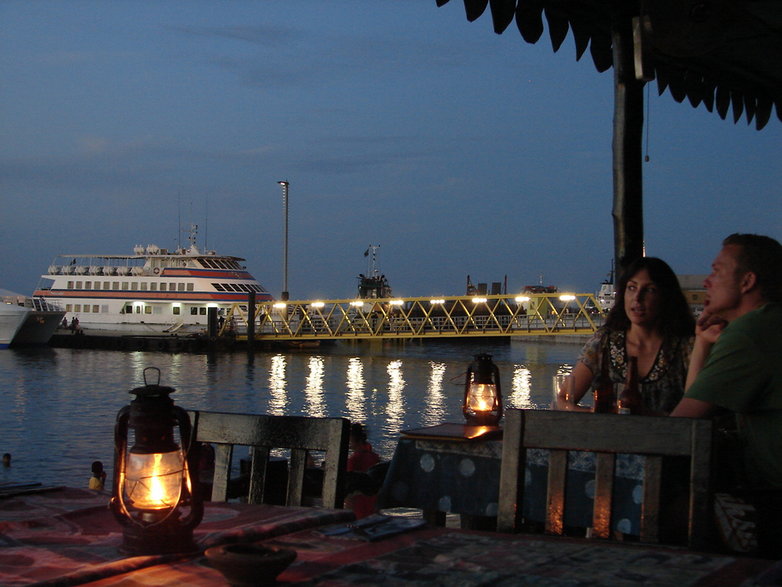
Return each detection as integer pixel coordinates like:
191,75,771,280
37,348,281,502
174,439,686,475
247,291,255,351
611,13,645,279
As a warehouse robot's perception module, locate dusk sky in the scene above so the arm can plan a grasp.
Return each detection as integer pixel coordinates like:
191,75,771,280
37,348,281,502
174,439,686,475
2,1,780,300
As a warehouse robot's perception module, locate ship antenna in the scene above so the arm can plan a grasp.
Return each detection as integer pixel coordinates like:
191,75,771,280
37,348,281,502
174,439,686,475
204,197,209,251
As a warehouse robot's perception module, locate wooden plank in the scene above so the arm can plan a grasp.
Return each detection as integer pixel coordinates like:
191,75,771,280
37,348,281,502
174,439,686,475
287,448,307,507
247,446,270,505
545,449,567,535
689,419,713,550
497,409,525,533
210,444,233,502
521,412,695,455
593,452,615,539
640,455,662,543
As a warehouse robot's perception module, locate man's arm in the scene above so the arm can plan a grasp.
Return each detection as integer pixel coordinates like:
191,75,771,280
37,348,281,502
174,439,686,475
670,397,716,418
685,312,728,390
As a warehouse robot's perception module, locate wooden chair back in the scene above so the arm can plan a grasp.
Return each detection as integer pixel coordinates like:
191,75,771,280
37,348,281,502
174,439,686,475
189,410,350,509
497,409,713,550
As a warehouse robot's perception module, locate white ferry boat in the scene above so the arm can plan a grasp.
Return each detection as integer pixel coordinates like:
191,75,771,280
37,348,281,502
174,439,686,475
33,231,273,335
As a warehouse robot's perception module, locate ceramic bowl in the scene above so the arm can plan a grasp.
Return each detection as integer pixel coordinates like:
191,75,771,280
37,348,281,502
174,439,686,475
204,543,297,586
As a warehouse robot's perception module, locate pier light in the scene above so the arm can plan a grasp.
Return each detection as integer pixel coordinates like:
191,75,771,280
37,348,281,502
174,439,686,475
559,294,576,302
310,301,325,309
206,303,219,308
273,302,287,309
389,299,405,306
429,299,445,305
350,300,364,308
471,297,488,304
514,296,530,303
463,354,503,426
110,368,203,555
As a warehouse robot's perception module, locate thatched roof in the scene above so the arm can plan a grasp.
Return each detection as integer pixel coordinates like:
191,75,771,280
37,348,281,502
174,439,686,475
436,0,782,129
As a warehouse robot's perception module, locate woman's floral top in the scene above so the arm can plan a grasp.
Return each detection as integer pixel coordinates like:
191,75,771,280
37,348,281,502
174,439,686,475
577,328,694,414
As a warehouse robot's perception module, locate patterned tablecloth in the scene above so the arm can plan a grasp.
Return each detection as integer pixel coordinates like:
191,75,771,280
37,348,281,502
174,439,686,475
78,522,777,586
378,436,645,534
0,486,354,586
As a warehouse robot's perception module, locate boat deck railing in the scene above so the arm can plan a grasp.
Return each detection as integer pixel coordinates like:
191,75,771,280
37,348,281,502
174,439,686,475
221,292,605,341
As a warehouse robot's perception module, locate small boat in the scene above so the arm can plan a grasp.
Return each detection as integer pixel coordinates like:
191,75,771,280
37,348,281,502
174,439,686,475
0,301,28,349
33,226,274,335
596,267,616,311
1,290,66,347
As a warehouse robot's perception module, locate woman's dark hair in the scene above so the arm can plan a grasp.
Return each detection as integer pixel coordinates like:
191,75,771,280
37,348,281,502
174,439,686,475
604,257,694,337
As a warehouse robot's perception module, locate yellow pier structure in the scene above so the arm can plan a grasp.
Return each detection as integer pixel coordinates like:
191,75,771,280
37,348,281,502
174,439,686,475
221,292,605,342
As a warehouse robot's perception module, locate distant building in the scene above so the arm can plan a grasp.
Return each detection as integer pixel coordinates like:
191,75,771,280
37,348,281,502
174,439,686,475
677,275,707,315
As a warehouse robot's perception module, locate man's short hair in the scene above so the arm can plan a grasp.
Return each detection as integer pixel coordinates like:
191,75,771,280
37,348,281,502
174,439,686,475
723,233,782,303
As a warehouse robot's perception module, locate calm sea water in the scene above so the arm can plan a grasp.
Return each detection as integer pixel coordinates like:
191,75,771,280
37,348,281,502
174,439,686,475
0,338,585,490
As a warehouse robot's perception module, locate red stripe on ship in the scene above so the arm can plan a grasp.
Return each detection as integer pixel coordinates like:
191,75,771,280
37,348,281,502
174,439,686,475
34,290,273,302
160,269,254,279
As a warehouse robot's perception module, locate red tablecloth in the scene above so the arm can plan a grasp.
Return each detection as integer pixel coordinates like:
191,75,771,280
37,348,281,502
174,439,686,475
82,519,776,586
0,487,354,586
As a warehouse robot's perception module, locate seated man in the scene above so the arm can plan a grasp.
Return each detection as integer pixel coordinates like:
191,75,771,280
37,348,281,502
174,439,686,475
671,233,782,558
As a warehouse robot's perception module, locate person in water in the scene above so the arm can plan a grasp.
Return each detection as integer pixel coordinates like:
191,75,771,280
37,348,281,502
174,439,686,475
89,460,106,491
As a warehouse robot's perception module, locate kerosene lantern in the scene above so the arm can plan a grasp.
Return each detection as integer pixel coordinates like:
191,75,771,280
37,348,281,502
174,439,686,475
110,368,203,554
463,354,503,426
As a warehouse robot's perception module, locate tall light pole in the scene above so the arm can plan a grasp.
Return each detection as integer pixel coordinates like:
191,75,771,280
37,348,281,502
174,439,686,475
277,180,289,301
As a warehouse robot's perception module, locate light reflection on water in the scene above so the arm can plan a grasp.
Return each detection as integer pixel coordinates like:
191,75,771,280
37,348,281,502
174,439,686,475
0,339,585,490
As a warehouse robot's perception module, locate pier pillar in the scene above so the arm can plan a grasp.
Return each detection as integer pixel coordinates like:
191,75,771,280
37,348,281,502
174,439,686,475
247,292,256,351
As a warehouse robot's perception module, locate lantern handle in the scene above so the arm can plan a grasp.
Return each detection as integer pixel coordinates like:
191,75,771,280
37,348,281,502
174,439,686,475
143,367,162,386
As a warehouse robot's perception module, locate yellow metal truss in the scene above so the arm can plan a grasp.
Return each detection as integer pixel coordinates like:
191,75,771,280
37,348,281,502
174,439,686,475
221,293,605,341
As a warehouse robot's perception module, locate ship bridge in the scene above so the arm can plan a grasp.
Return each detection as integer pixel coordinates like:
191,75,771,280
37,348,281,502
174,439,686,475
222,292,605,342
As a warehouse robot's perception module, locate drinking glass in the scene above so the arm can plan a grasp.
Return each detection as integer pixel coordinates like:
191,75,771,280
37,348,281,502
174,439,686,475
552,370,575,409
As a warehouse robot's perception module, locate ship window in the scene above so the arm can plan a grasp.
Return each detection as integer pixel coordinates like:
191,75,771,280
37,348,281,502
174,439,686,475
199,307,207,315
66,304,72,312
191,307,198,315
160,283,166,291
82,305,90,313
131,282,138,290
112,282,119,290
173,306,181,315
140,282,147,291
74,304,81,312
92,305,99,313
85,281,91,289
76,281,82,289
103,281,110,289
169,283,176,291
67,281,74,289
177,283,185,291
150,283,157,291
135,306,141,314
145,306,152,314
212,283,224,291
186,283,194,291
122,282,129,290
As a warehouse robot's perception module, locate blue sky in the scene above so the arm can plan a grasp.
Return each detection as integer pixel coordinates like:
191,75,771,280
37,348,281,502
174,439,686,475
1,1,780,300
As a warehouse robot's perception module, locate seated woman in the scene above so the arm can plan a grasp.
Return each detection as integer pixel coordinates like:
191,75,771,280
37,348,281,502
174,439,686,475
557,257,694,415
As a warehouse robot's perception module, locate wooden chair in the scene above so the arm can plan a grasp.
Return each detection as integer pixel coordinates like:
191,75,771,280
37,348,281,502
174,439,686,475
189,411,350,509
497,409,713,550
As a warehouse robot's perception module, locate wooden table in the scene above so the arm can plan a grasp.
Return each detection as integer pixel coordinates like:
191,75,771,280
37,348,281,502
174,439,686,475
82,519,778,585
0,486,354,586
